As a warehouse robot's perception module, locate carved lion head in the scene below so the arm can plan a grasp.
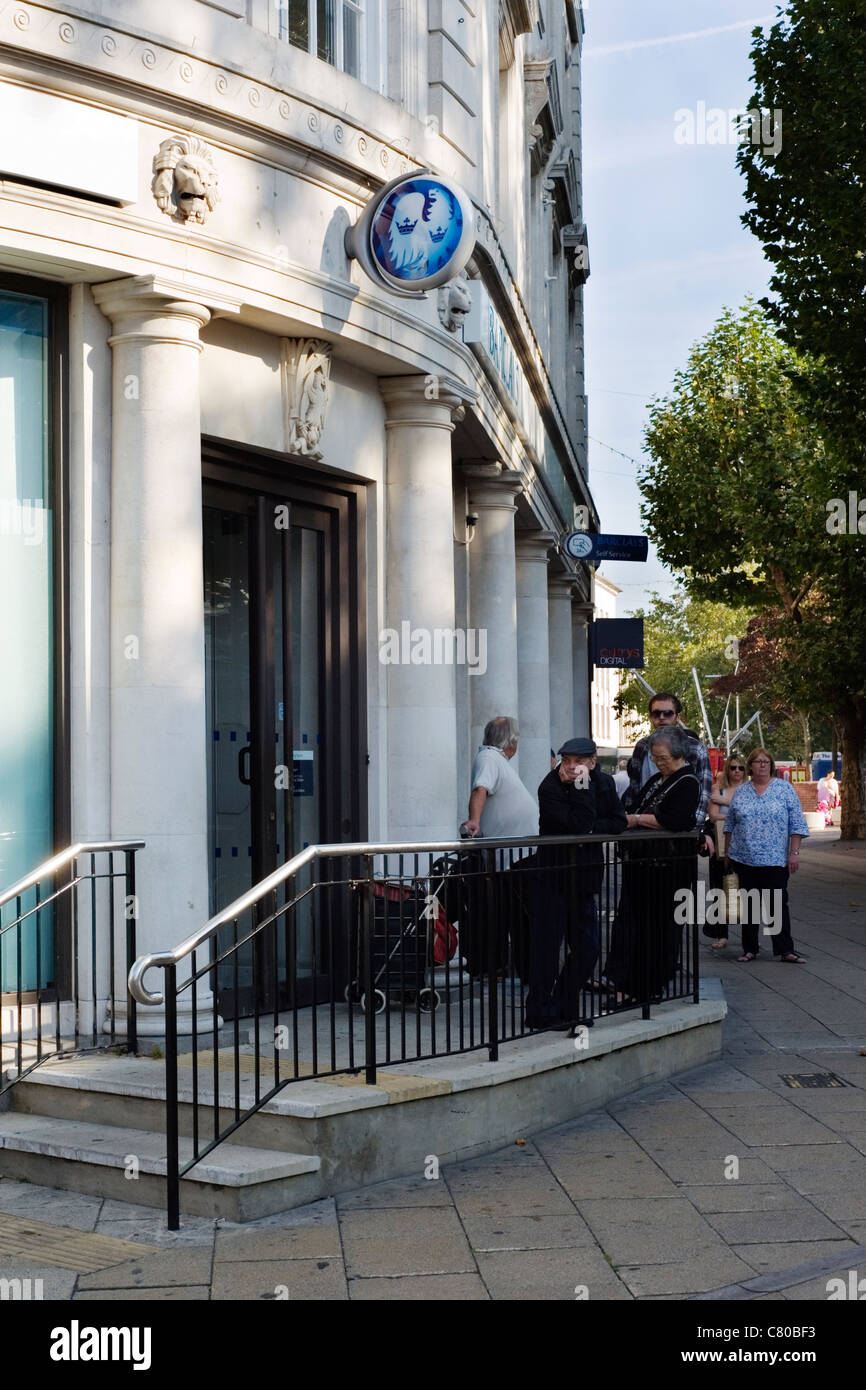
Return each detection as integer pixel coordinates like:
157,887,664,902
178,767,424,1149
152,136,220,226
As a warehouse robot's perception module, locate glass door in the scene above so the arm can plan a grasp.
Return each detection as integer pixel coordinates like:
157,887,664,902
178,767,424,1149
204,479,356,1019
0,287,55,994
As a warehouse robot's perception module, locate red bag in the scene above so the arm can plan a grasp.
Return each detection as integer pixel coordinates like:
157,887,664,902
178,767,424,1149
431,902,458,965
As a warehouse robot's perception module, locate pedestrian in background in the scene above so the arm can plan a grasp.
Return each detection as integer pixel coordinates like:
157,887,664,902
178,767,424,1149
624,692,713,845
702,752,748,951
724,748,809,964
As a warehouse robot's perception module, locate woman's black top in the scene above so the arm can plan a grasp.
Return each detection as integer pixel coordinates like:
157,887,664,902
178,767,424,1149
632,765,701,833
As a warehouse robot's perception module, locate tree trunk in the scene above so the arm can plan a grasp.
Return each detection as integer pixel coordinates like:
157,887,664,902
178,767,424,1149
839,699,866,840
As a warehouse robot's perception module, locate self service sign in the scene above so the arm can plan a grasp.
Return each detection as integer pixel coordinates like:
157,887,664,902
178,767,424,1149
591,619,645,669
564,532,649,564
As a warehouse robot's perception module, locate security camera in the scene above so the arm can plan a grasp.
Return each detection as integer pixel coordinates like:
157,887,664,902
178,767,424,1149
466,512,479,527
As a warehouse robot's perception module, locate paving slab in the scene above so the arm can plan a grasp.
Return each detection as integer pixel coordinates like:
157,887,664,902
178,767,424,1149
458,1211,599,1251
678,1183,811,1215
210,1256,348,1300
704,1208,847,1245
0,1261,77,1299
348,1272,489,1299
730,1239,859,1274
76,1247,213,1289
214,1218,342,1262
339,1206,476,1278
336,1174,455,1209
73,1285,210,1300
616,1251,756,1298
474,1245,632,1301
0,1179,102,1231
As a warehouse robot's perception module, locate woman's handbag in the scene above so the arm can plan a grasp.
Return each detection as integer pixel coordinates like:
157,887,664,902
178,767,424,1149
723,871,740,924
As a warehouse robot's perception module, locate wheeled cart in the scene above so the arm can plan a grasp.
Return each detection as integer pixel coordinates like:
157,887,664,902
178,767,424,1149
347,877,451,1014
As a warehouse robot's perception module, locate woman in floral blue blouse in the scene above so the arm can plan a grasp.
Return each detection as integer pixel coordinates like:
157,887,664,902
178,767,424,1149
724,749,809,963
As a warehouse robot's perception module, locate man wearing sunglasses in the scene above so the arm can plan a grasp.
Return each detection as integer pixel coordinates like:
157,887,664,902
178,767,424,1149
623,693,713,847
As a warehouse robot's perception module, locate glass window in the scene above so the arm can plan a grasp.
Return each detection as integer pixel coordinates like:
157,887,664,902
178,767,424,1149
342,0,362,79
280,0,371,86
0,289,54,987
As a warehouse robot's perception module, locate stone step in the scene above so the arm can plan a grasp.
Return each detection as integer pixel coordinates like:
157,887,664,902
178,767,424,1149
0,1112,322,1221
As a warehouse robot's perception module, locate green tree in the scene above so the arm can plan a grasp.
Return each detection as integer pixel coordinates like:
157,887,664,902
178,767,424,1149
616,591,756,745
738,1,866,438
736,2,866,834
641,302,866,837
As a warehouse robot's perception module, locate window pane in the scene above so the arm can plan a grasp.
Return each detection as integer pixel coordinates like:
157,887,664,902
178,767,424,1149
287,0,310,52
317,0,334,64
343,3,361,78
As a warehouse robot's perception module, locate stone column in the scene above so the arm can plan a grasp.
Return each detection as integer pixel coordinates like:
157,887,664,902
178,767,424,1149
93,276,240,1035
379,376,467,842
572,603,593,739
463,464,522,770
548,576,576,751
516,531,555,794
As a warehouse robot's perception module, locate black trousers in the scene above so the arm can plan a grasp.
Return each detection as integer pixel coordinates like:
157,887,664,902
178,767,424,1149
729,860,796,956
525,874,599,1026
459,862,531,978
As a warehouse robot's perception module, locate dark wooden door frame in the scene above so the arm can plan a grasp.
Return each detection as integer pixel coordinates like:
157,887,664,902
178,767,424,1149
202,440,368,1014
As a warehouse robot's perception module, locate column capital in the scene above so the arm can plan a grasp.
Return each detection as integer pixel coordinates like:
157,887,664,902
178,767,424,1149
516,529,556,562
92,274,241,349
462,462,523,509
379,374,473,429
572,603,593,628
548,574,577,599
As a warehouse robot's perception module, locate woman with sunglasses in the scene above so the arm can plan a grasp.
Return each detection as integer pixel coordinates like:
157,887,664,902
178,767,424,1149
724,749,810,963
702,754,748,951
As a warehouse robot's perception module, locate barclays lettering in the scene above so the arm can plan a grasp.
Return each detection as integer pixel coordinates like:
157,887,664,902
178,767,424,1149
486,306,522,413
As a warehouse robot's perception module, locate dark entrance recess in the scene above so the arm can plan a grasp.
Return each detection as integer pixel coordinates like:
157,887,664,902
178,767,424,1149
202,441,367,1018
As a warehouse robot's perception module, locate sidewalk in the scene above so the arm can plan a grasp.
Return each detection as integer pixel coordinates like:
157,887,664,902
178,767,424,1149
2,829,864,1300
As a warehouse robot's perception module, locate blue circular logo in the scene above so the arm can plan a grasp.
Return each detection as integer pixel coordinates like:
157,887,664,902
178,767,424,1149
370,178,464,284
566,532,594,559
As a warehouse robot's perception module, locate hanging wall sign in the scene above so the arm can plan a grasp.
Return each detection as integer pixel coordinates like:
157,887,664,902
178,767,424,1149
345,170,476,297
591,618,645,669
564,532,649,563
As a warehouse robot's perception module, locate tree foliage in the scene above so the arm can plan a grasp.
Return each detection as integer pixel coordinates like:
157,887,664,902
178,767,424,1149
616,591,756,745
738,1,866,437
640,302,866,837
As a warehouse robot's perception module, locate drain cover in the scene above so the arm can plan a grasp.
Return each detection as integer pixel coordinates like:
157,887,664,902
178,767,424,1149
780,1072,848,1088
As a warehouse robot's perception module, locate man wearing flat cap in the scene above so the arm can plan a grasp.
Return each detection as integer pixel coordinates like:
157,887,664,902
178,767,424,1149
526,738,626,1029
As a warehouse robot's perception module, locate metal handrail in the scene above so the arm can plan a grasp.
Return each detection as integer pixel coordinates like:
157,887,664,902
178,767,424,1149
128,829,698,1007
0,841,146,912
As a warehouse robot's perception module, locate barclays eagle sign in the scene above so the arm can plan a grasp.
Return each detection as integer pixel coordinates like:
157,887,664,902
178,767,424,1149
345,170,476,296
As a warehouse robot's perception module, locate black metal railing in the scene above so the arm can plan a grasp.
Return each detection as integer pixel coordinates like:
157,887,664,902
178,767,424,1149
0,842,144,1094
129,829,699,1229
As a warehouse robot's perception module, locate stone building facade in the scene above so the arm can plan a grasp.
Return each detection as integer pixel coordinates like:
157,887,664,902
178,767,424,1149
0,0,595,1028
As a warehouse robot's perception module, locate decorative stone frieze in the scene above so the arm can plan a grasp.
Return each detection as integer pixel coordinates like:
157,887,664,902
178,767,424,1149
280,338,333,459
151,136,220,225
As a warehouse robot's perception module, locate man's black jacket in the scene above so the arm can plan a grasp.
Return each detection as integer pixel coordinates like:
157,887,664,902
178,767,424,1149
537,766,627,888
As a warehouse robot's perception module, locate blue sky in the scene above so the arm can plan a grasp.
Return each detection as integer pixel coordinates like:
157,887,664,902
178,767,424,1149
582,2,778,614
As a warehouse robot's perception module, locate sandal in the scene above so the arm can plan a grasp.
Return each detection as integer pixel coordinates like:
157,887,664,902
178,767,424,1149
738,952,757,962
779,953,807,963
711,939,728,951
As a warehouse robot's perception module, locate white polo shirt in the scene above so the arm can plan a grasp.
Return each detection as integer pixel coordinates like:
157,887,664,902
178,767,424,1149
471,746,539,851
